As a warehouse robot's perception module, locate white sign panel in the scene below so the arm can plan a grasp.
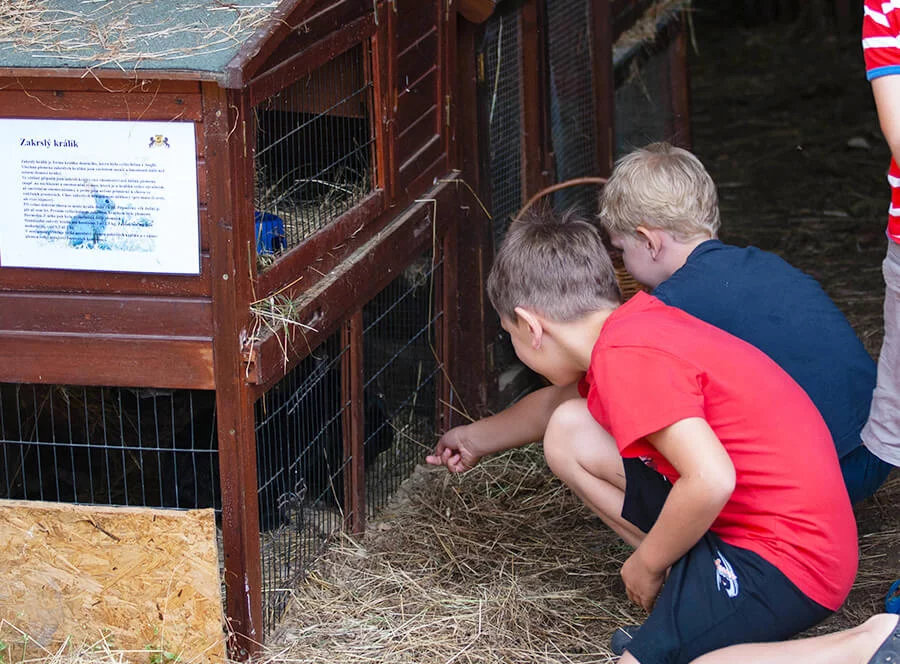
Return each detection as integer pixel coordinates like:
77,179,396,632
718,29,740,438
0,119,200,274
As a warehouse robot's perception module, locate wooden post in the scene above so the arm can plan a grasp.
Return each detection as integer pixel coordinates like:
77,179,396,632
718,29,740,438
449,19,496,422
203,82,263,658
667,15,692,149
344,312,366,534
592,0,615,176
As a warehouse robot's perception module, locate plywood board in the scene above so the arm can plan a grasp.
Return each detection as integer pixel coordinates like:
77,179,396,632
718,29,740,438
0,500,225,663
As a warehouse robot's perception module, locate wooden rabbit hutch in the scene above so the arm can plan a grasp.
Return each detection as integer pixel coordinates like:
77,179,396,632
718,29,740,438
0,0,691,655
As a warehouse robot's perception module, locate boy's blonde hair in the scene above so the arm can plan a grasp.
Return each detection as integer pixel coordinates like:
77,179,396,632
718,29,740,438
599,142,720,240
487,207,622,323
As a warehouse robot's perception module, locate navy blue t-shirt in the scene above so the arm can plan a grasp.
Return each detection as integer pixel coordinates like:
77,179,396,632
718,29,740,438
652,240,876,458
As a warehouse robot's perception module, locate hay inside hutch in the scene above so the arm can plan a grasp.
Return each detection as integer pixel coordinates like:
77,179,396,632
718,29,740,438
0,0,489,655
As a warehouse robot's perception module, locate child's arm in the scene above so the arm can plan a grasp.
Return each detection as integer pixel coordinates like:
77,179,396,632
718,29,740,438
872,75,900,160
621,417,736,612
426,382,581,472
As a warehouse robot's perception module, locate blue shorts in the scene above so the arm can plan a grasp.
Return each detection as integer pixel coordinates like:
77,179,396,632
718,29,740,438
840,443,895,504
621,459,832,664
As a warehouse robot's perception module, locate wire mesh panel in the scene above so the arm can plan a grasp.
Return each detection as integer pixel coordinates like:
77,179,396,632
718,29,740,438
482,8,524,248
614,49,671,156
253,44,376,258
0,383,219,509
546,0,601,214
362,253,441,516
254,332,349,629
254,251,443,632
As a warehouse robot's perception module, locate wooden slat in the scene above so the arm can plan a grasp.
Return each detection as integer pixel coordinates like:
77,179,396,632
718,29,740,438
666,16,692,149
396,107,438,166
396,30,438,95
0,90,203,122
0,333,214,388
0,293,212,337
0,254,211,296
592,0,615,177
343,312,366,534
0,78,202,94
398,134,444,191
396,0,438,53
395,69,438,133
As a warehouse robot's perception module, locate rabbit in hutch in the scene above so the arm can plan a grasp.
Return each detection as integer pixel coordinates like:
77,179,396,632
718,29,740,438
66,190,115,248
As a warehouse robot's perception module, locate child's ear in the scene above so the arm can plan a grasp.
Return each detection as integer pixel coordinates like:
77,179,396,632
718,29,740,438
635,226,665,260
513,307,544,348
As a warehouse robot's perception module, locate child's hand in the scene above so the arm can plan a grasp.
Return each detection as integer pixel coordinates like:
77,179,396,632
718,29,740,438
621,549,667,612
426,425,482,472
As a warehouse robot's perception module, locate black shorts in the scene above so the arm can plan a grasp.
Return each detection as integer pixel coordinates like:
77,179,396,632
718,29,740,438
620,459,833,664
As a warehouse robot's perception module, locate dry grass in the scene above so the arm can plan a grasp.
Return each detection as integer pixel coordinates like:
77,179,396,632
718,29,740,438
0,0,279,67
266,445,631,664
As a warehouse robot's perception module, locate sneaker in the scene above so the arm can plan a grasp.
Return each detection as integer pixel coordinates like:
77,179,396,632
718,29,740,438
610,624,641,657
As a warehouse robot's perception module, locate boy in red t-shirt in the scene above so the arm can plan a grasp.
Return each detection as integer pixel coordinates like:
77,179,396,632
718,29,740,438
429,209,859,664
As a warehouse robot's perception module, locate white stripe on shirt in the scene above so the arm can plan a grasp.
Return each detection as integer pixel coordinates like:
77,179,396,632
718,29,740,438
868,5,892,26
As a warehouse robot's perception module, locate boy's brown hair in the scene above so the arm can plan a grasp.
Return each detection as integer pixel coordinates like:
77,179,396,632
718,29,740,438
599,142,721,240
487,207,622,322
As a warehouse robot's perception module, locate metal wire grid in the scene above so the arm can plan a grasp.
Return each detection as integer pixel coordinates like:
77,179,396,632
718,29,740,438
362,254,441,516
482,9,524,249
253,44,376,254
614,49,671,156
546,0,601,214
254,332,349,630
0,383,219,510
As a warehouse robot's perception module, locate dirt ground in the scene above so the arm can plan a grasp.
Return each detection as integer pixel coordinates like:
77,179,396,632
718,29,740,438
688,5,900,635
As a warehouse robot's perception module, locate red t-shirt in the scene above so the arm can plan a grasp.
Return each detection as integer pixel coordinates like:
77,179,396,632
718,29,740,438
863,0,900,243
580,292,858,611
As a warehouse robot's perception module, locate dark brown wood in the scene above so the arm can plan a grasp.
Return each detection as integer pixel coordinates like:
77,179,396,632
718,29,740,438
396,108,439,164
437,223,454,433
0,89,203,121
369,14,390,194
247,13,376,106
395,69,438,134
0,334,214,388
255,0,372,73
202,83,263,658
381,0,399,202
0,294,212,337
449,19,494,420
0,77,202,94
396,31,438,97
442,0,457,163
224,0,318,88
666,17,692,149
0,260,211,297
458,0,497,23
245,178,459,391
0,67,222,84
519,0,551,198
591,0,615,177
343,311,366,534
398,134,445,191
396,0,438,53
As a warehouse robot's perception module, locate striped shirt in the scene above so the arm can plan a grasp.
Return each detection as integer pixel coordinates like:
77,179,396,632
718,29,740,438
864,0,900,242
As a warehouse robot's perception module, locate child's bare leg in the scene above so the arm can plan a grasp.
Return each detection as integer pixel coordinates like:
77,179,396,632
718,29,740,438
543,398,646,547
610,614,898,664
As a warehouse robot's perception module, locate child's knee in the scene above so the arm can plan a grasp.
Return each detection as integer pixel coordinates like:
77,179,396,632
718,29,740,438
543,399,592,468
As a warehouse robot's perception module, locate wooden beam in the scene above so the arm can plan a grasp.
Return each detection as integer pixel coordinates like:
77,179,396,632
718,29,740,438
202,82,263,658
